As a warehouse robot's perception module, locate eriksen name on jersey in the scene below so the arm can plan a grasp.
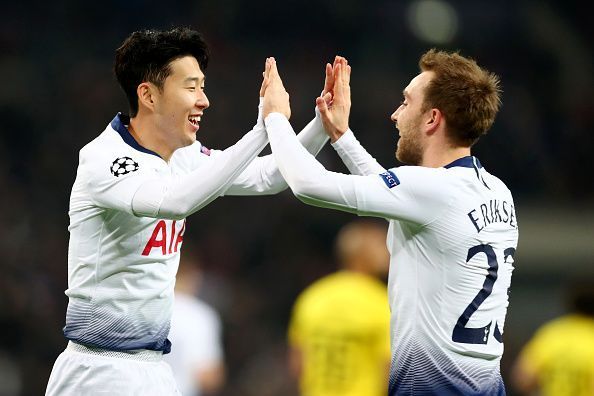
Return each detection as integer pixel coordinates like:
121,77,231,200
467,199,517,233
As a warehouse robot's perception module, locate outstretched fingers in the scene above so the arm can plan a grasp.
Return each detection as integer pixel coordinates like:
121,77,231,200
268,58,280,80
333,63,345,102
322,63,334,96
260,58,273,97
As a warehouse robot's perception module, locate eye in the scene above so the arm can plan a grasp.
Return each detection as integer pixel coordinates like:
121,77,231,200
400,100,407,107
187,86,196,91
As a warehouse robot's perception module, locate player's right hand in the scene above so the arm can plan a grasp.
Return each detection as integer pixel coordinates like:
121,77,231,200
316,56,351,143
263,58,291,120
260,57,272,97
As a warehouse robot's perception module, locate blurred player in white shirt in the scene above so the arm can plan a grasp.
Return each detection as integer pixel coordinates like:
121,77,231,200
165,253,224,396
45,28,332,395
262,53,518,395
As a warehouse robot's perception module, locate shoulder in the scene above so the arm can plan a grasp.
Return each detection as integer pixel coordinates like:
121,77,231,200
298,272,386,303
483,170,514,197
79,128,155,182
385,165,452,186
385,165,457,202
302,272,345,294
293,273,339,309
350,274,389,308
530,315,579,344
80,128,133,169
79,128,119,160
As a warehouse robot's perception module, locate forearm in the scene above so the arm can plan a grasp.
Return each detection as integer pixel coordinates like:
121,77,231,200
131,125,268,219
331,129,385,175
224,112,329,196
264,113,359,212
298,110,330,154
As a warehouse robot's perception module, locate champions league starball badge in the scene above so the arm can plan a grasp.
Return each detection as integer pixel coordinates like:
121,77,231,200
110,156,139,177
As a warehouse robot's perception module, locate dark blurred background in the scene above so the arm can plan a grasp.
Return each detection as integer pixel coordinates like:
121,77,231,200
1,0,593,395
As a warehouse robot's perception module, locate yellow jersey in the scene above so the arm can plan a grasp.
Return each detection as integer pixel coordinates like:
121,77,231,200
519,314,594,396
288,271,390,396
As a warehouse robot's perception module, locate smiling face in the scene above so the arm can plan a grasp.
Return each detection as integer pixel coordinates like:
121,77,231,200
391,71,434,165
152,56,209,150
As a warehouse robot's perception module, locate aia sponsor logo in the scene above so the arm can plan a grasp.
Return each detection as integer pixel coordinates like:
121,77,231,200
142,219,186,256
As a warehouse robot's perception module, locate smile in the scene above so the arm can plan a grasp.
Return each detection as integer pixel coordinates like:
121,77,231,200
188,115,201,127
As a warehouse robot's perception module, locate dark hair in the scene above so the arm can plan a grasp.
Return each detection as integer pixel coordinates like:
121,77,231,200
114,27,209,117
419,49,501,147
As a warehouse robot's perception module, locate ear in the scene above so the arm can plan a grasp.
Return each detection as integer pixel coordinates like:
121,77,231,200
137,82,157,112
425,108,442,135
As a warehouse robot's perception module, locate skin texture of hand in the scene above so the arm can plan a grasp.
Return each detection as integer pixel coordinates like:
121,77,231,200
316,56,352,143
259,58,272,97
263,58,291,119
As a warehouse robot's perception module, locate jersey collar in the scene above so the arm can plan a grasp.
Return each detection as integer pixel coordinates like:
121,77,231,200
443,156,483,169
444,155,490,189
110,113,162,158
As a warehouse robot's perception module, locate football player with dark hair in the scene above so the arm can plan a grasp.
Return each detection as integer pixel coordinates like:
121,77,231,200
46,28,330,395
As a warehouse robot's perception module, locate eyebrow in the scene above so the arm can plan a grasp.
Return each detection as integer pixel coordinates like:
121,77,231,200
183,76,205,84
402,90,410,99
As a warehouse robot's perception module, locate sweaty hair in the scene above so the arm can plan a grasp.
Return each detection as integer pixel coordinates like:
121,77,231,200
114,27,209,117
419,49,501,147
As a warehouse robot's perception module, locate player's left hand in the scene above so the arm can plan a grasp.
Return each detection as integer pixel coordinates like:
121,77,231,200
260,58,272,97
317,56,351,142
263,58,291,120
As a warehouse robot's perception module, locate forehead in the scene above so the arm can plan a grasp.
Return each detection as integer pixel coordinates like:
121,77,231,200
167,56,204,81
404,71,433,99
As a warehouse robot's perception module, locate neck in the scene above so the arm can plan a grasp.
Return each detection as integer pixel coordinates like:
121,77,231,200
421,145,471,168
129,115,174,162
343,260,373,276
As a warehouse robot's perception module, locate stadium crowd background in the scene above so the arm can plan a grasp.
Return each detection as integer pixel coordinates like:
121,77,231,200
1,0,592,394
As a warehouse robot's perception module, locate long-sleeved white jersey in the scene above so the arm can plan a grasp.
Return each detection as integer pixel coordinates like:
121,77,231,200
265,114,518,395
64,105,327,353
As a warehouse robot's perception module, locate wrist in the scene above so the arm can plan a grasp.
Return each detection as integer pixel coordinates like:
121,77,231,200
328,126,348,143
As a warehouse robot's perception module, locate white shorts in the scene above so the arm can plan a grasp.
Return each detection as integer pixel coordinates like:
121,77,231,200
45,341,181,396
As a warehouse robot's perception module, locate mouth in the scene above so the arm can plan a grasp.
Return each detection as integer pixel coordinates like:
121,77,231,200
188,114,202,129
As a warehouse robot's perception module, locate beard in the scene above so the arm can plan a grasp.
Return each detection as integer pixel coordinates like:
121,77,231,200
395,116,423,165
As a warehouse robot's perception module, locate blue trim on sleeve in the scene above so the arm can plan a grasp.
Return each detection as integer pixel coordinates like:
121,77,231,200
110,113,162,158
379,170,400,188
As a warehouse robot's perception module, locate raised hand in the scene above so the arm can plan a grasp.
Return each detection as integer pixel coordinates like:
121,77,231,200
316,56,351,142
259,57,272,97
263,58,291,120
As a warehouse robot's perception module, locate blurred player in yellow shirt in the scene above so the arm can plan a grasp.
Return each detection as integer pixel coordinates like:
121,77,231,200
512,281,594,396
288,220,390,396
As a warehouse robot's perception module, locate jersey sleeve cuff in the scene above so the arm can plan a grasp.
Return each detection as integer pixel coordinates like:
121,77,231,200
330,129,356,150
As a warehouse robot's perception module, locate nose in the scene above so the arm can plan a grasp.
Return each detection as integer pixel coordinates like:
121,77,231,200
391,107,400,122
197,91,210,110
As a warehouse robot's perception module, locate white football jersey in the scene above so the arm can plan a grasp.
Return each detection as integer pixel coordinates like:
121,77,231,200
381,160,517,395
265,115,519,395
66,114,231,353
65,112,327,354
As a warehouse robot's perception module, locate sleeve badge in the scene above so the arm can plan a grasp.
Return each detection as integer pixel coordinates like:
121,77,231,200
110,156,140,177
